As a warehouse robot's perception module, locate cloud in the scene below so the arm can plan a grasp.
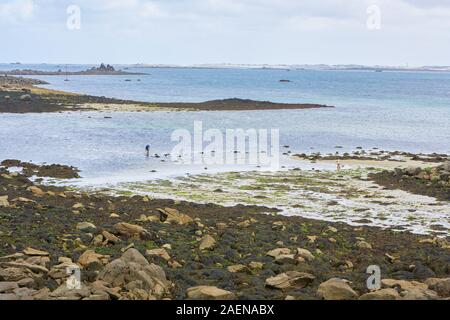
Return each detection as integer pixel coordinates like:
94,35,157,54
0,0,35,22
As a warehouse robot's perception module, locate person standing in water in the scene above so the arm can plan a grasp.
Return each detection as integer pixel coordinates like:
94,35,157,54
336,160,341,172
145,145,150,157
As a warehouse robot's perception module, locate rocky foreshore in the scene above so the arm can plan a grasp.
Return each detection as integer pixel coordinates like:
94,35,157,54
1,160,450,300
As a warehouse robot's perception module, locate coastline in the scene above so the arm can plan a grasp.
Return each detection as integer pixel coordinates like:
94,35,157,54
0,75,333,113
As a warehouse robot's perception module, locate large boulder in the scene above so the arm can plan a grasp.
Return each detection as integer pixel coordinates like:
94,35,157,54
97,248,171,299
317,278,358,300
186,286,235,300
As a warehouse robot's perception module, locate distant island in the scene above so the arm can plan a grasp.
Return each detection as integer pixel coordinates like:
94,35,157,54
2,63,144,76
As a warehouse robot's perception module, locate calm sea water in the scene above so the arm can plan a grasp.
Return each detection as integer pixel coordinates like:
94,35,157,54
0,64,449,184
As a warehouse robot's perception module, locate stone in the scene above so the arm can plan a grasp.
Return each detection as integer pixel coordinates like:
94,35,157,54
72,203,84,209
265,271,315,290
199,235,216,251
266,248,291,258
146,248,171,262
76,222,97,232
327,226,338,233
20,94,31,101
26,186,45,196
23,247,49,256
78,250,104,268
0,267,34,282
97,248,171,299
114,222,146,239
297,248,315,261
248,261,264,270
0,282,19,293
1,261,48,274
359,288,400,300
381,279,438,300
227,264,249,273
157,207,193,225
274,254,297,265
102,230,120,244
0,195,10,207
425,278,450,297
317,278,358,300
186,286,235,300
50,284,91,300
356,241,372,249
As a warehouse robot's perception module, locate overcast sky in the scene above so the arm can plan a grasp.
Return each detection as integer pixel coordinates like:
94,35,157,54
1,0,450,66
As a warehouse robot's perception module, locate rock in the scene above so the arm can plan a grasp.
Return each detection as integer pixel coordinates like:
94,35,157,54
266,248,291,258
425,278,450,297
440,161,450,171
0,195,10,207
297,248,315,261
248,261,264,270
0,267,35,282
186,286,235,300
317,278,358,300
356,241,372,249
97,248,170,299
78,250,104,268
199,235,216,251
0,282,19,293
1,261,48,274
227,264,249,273
157,207,193,225
146,249,171,262
265,271,315,290
412,262,436,280
102,230,120,244
359,288,400,300
381,279,438,300
50,283,91,300
405,166,421,175
20,94,31,101
274,254,297,265
72,203,84,210
23,247,49,256
113,222,147,239
327,226,338,233
26,186,45,196
76,222,97,232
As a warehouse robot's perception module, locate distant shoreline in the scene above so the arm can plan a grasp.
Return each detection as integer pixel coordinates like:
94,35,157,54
0,75,333,113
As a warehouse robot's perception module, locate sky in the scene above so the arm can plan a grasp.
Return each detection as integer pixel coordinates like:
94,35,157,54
1,0,450,66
